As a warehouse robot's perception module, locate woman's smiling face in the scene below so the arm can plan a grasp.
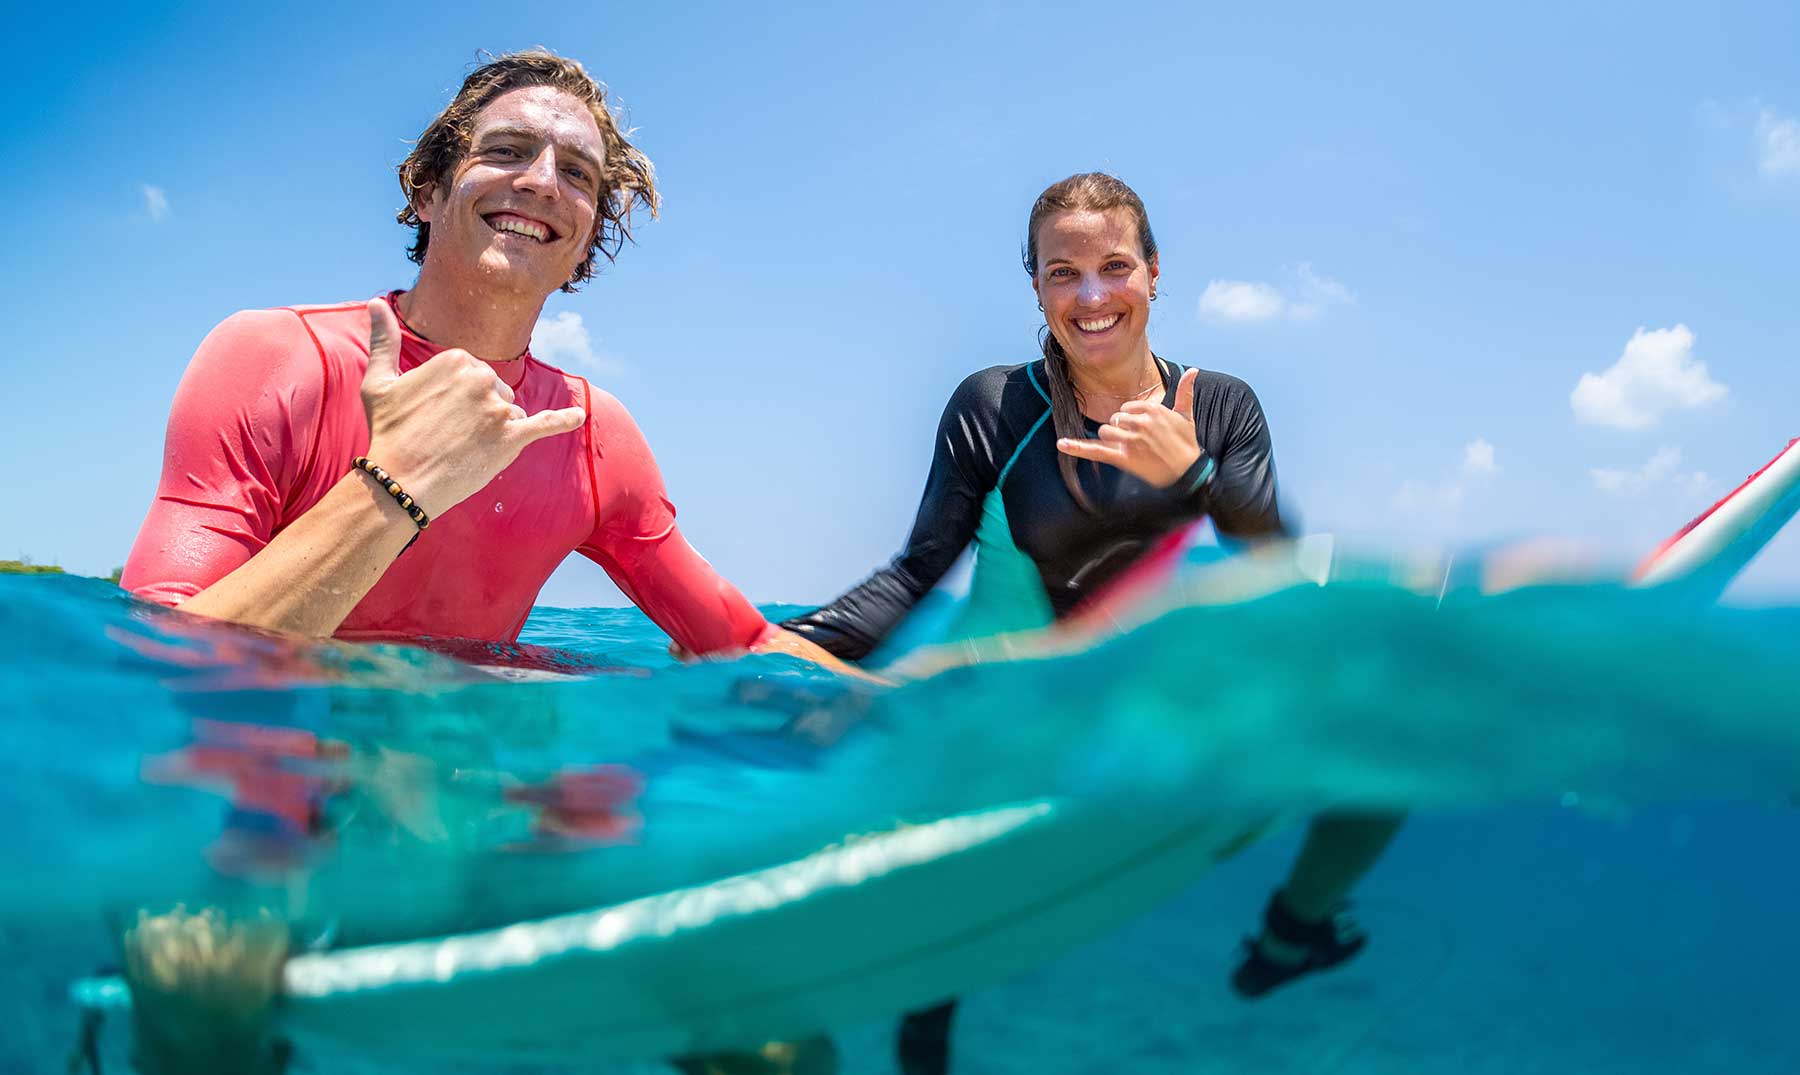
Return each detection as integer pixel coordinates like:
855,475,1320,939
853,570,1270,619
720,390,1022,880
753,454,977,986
1031,207,1159,374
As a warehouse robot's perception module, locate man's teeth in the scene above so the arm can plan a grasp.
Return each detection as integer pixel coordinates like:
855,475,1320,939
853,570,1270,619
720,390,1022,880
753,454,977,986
1076,315,1121,333
492,217,550,242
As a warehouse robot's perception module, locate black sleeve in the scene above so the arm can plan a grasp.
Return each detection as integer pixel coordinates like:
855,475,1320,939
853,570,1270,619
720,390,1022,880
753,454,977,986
1196,379,1291,541
782,375,1000,660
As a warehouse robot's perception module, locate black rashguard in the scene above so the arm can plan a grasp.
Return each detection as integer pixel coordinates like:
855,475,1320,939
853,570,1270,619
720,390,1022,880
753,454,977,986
785,357,1288,660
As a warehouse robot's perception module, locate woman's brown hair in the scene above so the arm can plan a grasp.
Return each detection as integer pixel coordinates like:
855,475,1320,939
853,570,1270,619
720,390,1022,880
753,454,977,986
1022,172,1159,510
396,49,658,293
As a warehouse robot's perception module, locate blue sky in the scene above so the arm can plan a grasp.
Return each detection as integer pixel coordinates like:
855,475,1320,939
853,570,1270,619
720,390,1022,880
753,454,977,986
5,1,1798,608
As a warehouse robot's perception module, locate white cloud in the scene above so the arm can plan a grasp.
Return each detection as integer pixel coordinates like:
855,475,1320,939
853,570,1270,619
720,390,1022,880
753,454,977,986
1570,325,1727,431
1289,262,1354,320
1198,280,1284,323
1590,446,1710,498
142,184,170,222
1392,437,1499,513
1756,108,1800,179
1198,263,1354,325
1462,438,1499,476
530,312,622,375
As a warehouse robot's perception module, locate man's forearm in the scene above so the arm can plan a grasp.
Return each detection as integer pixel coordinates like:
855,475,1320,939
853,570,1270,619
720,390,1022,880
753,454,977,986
176,472,419,637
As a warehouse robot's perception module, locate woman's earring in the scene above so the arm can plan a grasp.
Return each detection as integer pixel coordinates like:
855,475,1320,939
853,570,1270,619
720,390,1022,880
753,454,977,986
1150,290,1158,302
1037,301,1044,311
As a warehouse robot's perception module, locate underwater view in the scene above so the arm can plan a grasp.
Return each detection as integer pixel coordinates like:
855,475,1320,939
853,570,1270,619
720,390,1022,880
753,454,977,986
3,541,1797,1073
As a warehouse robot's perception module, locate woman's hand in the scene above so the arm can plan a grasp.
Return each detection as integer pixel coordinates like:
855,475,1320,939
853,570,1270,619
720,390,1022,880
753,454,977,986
1056,367,1203,487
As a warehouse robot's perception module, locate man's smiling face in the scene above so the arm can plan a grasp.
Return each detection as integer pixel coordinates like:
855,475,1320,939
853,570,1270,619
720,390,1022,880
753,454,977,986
415,84,607,298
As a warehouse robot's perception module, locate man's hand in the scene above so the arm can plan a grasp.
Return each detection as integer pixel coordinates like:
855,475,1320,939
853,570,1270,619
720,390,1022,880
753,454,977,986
1056,367,1203,487
359,299,586,516
670,628,892,685
752,627,891,684
745,623,878,684
172,301,589,637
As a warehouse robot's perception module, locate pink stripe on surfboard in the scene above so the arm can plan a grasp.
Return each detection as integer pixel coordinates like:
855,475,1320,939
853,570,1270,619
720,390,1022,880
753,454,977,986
1060,521,1205,635
1632,437,1800,581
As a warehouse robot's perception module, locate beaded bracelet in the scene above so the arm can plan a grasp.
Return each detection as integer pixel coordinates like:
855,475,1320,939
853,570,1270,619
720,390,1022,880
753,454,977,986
352,456,430,541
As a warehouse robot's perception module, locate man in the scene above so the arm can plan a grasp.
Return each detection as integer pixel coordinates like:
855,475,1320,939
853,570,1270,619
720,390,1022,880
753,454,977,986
123,49,836,669
117,48,843,1075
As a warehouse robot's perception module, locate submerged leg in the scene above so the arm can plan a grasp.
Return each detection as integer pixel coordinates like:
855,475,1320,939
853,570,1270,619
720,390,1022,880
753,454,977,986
1231,811,1404,999
68,1006,105,1074
120,906,292,1075
896,999,958,1075
1277,811,1404,921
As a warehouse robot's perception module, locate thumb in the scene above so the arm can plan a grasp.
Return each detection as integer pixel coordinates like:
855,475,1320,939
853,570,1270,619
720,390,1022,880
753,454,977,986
363,298,402,387
510,405,587,444
1171,367,1198,419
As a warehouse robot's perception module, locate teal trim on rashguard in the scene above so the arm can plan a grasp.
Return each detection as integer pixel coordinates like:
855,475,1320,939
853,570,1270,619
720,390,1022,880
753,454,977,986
1186,456,1218,493
998,409,1053,488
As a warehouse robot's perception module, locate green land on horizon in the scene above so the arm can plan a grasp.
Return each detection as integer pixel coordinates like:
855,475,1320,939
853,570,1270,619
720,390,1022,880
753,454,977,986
1,559,122,583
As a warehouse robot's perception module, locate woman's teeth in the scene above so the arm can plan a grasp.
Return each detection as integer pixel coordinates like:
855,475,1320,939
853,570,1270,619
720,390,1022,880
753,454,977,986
1075,314,1121,333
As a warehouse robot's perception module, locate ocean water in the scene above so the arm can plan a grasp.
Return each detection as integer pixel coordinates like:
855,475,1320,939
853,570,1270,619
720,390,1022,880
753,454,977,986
2,568,1798,1073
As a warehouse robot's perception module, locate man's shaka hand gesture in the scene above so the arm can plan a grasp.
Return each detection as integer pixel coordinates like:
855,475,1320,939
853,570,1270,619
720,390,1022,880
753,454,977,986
358,299,586,517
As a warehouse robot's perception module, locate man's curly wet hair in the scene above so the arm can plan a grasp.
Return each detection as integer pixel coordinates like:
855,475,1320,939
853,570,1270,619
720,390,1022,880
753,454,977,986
397,49,659,292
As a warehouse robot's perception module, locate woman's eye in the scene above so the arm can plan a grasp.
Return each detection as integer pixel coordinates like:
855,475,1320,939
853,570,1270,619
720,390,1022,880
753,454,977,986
1106,260,1129,271
1051,267,1074,278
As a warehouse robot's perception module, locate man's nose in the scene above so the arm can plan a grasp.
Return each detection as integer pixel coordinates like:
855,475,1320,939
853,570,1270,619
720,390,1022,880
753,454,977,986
517,147,561,196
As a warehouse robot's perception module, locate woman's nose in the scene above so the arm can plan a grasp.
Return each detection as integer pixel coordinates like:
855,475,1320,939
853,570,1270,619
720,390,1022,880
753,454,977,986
1077,274,1107,306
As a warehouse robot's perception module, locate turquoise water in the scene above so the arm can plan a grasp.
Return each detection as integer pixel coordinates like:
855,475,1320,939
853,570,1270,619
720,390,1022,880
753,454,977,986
3,567,1798,1072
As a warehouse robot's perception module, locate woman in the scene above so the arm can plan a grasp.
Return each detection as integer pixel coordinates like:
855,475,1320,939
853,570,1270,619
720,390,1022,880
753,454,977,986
783,173,1401,1074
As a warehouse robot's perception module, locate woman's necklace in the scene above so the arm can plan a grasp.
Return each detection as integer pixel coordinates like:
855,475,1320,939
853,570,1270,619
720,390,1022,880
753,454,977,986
1081,361,1164,404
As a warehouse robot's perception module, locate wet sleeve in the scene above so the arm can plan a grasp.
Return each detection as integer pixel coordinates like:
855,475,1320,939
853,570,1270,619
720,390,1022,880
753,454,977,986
120,310,326,607
1203,383,1291,541
576,399,772,656
781,376,996,660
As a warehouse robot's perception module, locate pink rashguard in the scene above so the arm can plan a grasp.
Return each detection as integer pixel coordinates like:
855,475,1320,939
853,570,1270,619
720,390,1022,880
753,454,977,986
122,293,773,652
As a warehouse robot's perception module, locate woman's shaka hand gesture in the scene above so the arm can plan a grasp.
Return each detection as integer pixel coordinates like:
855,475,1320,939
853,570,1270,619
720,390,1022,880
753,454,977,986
1057,367,1202,487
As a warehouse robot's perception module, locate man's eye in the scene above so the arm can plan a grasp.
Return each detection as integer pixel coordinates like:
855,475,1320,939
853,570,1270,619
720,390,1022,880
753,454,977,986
489,146,520,159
